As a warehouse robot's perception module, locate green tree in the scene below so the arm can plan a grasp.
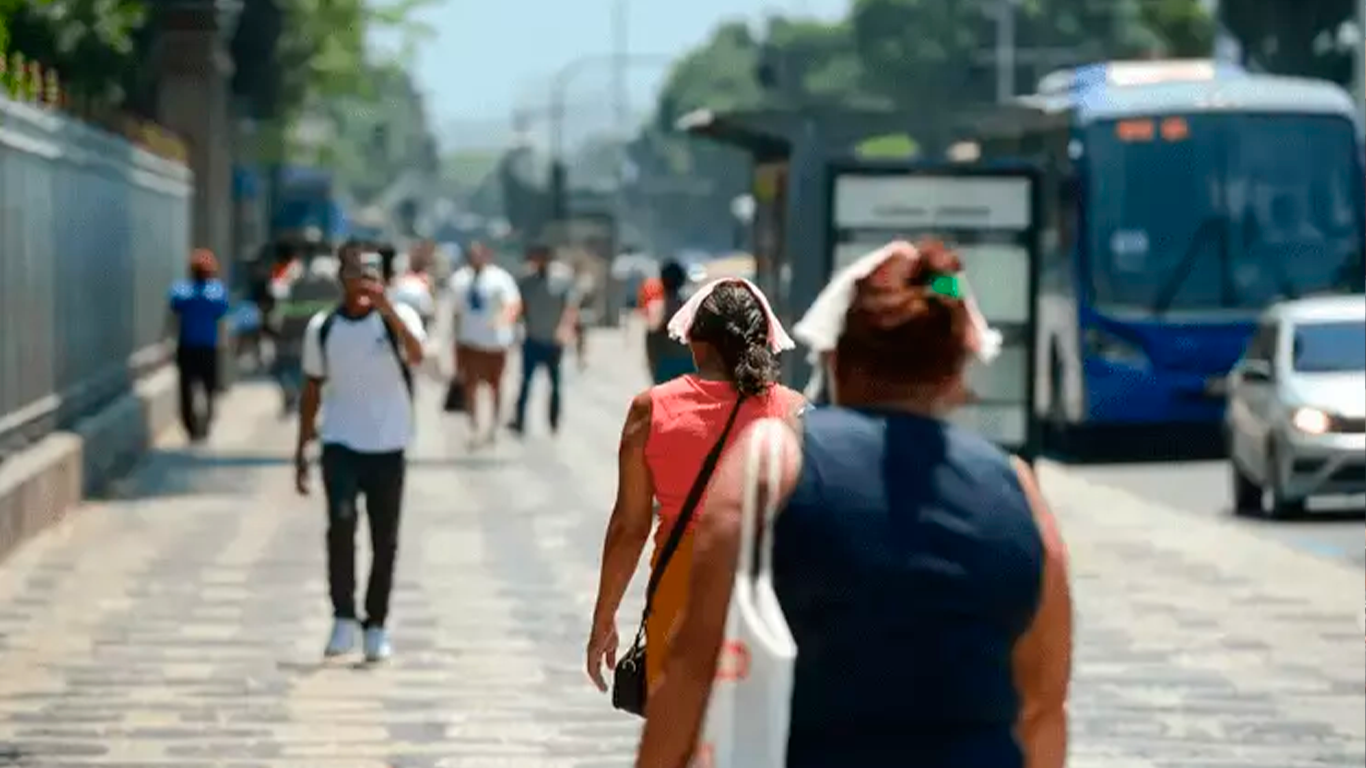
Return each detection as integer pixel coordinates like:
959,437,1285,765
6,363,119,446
1221,0,1354,85
849,0,1215,112
308,60,440,200
2,0,144,103
655,21,765,130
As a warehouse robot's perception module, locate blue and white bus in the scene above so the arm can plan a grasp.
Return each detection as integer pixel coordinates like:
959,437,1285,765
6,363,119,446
966,60,1365,447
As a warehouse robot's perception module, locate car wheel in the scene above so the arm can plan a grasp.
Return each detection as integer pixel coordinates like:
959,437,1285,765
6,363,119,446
1264,439,1307,520
1230,458,1261,517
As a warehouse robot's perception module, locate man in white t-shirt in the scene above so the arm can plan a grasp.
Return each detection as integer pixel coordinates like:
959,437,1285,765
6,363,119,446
295,246,427,663
448,241,521,448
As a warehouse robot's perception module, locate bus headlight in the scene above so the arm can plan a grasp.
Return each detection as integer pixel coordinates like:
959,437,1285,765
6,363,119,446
1291,407,1332,435
1083,327,1148,369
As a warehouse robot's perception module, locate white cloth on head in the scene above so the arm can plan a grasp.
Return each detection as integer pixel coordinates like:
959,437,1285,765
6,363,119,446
791,240,1002,364
666,278,795,353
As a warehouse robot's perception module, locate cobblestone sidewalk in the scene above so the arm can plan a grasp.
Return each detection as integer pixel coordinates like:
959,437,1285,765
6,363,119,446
0,333,1360,766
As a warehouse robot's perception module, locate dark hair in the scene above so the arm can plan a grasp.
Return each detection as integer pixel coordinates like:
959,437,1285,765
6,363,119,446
660,260,688,294
376,242,397,283
689,281,779,397
836,239,971,386
526,243,552,260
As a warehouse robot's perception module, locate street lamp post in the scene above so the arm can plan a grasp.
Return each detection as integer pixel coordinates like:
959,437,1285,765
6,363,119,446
995,0,1019,103
545,53,671,226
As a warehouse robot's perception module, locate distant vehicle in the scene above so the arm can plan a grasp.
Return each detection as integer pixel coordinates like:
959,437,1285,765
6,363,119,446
272,166,350,243
1225,294,1366,518
966,59,1365,447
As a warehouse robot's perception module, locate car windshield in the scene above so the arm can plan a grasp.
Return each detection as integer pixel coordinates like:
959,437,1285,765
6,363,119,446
1292,320,1366,373
1087,114,1364,312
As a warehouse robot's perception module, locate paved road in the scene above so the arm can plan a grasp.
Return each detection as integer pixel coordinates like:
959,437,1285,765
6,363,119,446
1074,461,1365,568
0,331,1361,767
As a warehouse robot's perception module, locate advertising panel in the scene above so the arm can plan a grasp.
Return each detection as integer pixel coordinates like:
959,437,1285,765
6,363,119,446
828,169,1039,454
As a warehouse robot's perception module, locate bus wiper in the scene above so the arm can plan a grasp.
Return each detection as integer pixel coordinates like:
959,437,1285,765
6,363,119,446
1153,214,1228,316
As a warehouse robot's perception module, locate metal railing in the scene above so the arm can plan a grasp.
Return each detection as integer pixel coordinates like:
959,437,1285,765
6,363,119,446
0,88,194,461
0,52,188,164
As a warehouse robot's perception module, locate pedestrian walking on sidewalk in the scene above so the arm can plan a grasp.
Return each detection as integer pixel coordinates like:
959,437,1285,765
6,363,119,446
587,278,803,699
168,248,230,442
509,244,579,436
389,240,439,333
635,240,1073,768
644,260,695,384
271,244,341,415
448,241,521,448
294,247,427,663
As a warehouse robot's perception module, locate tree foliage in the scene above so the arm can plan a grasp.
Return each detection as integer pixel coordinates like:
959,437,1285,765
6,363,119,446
1221,0,1354,85
2,0,145,103
629,0,1217,252
307,60,440,200
850,0,1214,108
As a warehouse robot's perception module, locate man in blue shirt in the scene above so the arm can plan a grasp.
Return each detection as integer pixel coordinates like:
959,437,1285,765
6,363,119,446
169,249,230,441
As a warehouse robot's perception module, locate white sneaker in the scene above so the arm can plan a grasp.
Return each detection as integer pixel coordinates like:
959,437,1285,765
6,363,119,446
324,618,359,657
363,626,392,662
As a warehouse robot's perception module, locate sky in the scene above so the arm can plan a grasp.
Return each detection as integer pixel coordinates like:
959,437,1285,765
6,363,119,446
394,0,850,152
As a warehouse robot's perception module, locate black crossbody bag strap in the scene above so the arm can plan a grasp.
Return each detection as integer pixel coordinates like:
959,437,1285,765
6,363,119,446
639,394,746,622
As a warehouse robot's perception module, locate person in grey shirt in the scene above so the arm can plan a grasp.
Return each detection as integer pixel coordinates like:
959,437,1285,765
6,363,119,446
509,244,579,436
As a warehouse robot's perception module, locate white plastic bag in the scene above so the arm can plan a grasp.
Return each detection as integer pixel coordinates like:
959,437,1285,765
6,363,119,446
692,419,797,768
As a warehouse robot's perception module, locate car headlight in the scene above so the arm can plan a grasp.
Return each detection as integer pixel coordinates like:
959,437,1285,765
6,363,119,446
1291,407,1332,435
1083,327,1148,369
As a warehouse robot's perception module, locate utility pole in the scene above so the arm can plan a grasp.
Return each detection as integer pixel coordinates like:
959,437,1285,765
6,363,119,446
995,0,1017,104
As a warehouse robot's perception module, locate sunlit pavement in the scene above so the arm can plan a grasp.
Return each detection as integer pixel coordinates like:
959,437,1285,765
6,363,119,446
0,330,1361,767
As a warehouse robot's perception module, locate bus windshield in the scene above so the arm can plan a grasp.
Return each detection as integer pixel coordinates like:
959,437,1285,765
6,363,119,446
1086,114,1363,313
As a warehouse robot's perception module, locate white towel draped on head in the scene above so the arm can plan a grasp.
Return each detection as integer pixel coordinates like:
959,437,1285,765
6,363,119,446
666,278,796,353
791,240,1003,363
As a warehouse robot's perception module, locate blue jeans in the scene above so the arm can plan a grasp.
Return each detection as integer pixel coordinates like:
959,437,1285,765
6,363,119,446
515,338,563,430
274,351,304,410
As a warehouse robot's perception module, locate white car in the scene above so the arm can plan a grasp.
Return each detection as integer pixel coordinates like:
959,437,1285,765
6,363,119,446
1226,294,1366,518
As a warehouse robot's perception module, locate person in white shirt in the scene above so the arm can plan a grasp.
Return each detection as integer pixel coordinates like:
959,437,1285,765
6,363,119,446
448,241,521,448
389,247,438,331
295,245,427,663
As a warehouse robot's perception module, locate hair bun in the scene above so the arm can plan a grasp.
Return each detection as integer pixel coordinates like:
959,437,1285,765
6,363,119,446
839,238,971,386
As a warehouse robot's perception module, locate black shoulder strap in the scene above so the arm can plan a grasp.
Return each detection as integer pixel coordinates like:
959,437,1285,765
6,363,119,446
641,395,747,620
380,318,414,397
317,309,340,379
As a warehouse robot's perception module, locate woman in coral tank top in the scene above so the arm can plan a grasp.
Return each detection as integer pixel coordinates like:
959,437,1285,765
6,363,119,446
587,279,804,695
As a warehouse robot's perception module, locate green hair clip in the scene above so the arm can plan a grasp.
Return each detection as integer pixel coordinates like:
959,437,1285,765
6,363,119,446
927,273,963,299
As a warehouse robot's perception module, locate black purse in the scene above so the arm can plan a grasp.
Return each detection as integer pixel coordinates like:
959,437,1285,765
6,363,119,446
612,395,747,717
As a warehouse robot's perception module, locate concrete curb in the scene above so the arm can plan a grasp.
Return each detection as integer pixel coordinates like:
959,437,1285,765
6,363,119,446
0,367,178,564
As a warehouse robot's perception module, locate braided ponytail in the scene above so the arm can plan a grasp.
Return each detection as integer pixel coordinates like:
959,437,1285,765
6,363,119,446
690,282,779,396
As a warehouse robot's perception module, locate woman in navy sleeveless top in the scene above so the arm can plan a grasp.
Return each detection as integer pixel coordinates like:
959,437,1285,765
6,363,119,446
636,240,1072,768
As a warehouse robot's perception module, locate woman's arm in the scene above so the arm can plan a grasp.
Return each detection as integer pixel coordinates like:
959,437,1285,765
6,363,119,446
636,419,802,768
587,392,658,691
1010,458,1073,768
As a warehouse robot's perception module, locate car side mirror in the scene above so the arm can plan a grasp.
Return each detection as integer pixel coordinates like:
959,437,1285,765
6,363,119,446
1240,360,1273,383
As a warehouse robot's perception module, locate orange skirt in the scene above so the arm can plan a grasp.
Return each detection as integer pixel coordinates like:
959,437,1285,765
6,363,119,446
645,527,696,691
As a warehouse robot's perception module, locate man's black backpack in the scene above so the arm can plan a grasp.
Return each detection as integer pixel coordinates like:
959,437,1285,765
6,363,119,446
317,309,413,396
